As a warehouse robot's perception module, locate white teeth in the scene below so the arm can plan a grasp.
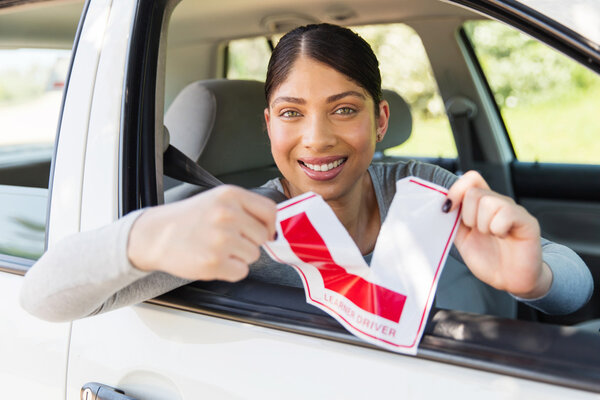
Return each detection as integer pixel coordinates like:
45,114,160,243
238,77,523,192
303,159,345,172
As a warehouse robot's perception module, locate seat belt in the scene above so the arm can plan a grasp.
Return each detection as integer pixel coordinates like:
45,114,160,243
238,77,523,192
162,127,287,203
445,96,478,174
161,124,223,189
163,144,224,188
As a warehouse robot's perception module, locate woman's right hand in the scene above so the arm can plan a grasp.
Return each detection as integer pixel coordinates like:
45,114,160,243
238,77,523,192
127,185,277,282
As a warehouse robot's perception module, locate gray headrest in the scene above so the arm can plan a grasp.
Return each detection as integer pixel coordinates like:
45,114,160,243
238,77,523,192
165,79,272,176
377,89,412,152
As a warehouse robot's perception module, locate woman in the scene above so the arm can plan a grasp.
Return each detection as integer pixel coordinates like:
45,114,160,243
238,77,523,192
249,23,591,314
21,24,592,322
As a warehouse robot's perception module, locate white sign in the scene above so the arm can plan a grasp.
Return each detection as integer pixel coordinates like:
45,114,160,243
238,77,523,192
263,176,461,354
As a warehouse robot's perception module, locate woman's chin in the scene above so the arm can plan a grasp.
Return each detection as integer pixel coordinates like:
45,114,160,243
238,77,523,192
296,182,350,202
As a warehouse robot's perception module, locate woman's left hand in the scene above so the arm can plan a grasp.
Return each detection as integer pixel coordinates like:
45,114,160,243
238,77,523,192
445,171,553,298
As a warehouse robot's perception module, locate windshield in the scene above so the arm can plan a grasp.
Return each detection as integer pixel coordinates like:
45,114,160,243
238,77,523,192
516,0,600,48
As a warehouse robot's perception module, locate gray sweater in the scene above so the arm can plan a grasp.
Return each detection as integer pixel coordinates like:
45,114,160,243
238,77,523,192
20,161,593,321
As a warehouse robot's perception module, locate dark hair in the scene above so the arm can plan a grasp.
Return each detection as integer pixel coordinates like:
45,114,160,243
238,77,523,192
265,23,382,114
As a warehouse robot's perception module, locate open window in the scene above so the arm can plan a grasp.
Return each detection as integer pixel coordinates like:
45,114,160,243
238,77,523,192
460,19,600,326
125,0,600,393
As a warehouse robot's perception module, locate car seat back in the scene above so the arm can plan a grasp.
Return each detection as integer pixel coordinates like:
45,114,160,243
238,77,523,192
165,79,275,188
375,89,412,159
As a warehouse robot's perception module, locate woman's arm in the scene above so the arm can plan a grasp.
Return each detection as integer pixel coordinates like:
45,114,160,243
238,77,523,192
20,210,177,322
21,186,277,322
445,171,593,315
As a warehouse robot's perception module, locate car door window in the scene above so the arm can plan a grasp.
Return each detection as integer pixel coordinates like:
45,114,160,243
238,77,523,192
226,23,458,160
463,20,600,164
462,20,600,327
0,48,70,262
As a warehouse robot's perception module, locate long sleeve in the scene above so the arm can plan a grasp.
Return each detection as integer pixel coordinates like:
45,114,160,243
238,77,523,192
370,161,594,316
514,238,593,315
20,210,190,322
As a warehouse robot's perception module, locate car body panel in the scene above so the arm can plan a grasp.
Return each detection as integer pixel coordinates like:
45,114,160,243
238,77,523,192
79,0,136,231
0,274,70,399
67,304,598,400
48,0,112,246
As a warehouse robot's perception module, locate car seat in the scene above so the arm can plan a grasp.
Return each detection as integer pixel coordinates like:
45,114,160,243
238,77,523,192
163,78,517,319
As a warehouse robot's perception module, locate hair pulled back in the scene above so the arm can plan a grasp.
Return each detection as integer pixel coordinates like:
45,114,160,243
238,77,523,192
265,23,382,113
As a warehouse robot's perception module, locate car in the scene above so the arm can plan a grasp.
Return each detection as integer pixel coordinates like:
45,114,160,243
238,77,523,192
1,0,600,399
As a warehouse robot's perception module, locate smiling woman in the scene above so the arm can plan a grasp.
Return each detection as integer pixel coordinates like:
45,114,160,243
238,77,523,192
245,23,592,314
263,24,385,231
20,20,593,323
7,0,600,397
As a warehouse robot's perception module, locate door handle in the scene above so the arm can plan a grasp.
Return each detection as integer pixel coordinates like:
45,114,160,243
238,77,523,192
81,382,139,400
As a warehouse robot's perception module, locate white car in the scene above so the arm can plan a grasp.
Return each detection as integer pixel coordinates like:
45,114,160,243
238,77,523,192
1,0,599,399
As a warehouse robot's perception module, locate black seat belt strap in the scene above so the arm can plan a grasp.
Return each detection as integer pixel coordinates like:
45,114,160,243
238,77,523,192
163,144,223,189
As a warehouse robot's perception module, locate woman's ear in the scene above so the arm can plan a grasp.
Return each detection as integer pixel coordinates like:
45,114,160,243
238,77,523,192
264,108,271,139
376,100,390,142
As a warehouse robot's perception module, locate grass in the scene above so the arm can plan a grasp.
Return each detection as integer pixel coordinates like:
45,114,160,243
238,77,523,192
502,86,600,164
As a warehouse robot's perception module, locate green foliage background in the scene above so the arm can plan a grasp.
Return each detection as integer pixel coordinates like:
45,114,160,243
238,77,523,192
464,21,600,163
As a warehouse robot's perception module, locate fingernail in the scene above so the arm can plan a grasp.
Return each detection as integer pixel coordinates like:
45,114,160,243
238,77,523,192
442,199,452,213
273,232,278,241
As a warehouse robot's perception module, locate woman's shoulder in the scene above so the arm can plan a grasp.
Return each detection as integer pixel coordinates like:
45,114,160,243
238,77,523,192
370,159,458,190
252,178,288,203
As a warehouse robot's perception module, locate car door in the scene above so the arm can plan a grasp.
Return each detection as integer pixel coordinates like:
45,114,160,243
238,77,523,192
0,1,84,398
60,1,600,399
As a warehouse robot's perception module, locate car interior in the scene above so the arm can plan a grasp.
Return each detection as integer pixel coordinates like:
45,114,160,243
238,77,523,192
161,76,522,319
154,0,600,328
1,0,600,386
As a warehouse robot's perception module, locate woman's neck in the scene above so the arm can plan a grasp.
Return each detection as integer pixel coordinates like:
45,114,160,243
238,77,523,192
325,171,380,255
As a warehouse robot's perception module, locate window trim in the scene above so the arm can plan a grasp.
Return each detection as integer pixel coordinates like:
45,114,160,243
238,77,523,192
0,254,32,276
120,0,170,216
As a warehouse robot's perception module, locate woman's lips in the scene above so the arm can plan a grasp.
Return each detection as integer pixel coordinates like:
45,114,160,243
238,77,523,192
297,156,347,181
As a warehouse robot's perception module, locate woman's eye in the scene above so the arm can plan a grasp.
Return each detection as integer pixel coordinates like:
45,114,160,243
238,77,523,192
334,107,356,115
281,110,301,118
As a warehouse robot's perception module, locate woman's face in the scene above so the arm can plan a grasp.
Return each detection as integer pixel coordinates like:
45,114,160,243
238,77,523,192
265,56,389,202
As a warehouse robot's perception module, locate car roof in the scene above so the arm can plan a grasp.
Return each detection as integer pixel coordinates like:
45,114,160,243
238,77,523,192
0,0,481,49
168,0,480,44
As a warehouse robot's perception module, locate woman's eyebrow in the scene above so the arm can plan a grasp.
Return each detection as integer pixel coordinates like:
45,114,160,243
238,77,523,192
271,96,306,106
327,91,366,103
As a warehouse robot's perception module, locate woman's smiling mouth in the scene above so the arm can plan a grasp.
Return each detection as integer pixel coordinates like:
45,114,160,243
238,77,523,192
298,156,347,181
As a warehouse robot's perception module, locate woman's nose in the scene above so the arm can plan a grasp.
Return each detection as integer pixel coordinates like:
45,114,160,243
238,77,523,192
301,115,337,150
